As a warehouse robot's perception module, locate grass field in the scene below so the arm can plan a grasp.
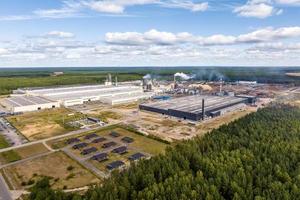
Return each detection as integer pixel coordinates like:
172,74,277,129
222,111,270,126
0,150,21,164
6,108,84,141
4,151,100,190
96,111,122,123
105,127,167,155
0,143,50,165
50,125,168,155
14,143,49,159
0,135,9,149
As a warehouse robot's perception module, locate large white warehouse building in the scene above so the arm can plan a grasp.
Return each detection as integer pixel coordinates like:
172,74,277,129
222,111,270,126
17,84,152,107
2,84,153,112
1,96,60,113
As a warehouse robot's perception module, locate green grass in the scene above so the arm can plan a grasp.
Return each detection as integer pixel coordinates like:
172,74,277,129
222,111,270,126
0,135,10,149
50,124,168,155
0,150,21,163
107,128,168,155
96,111,122,123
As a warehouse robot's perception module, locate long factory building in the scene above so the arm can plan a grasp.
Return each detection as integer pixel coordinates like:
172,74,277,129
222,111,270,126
139,95,250,121
1,84,153,113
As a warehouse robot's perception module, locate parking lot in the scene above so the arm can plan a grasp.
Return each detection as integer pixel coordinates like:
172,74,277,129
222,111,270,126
0,117,27,147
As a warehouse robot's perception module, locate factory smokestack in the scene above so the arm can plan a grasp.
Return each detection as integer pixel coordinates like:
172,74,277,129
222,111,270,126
202,98,205,120
219,78,223,94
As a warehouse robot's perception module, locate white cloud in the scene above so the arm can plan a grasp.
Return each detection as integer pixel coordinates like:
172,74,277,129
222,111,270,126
275,0,300,5
82,0,158,14
237,26,300,42
105,27,300,46
234,0,282,18
2,26,300,66
0,15,33,21
0,48,9,55
159,0,208,12
200,35,236,45
249,42,300,52
0,0,209,21
105,29,190,45
46,31,75,38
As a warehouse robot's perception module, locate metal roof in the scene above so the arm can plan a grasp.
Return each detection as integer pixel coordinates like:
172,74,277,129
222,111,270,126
4,96,56,107
106,160,125,170
128,153,145,161
140,95,248,114
112,146,127,154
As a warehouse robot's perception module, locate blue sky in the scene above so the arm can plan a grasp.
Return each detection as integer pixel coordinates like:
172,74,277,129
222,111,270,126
0,0,299,67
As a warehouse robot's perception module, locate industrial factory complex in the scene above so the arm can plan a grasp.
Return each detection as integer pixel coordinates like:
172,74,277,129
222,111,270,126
0,74,155,113
140,95,253,121
1,84,152,112
1,72,258,120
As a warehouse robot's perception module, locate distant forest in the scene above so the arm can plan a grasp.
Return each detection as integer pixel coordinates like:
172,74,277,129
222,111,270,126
0,67,300,95
29,104,300,200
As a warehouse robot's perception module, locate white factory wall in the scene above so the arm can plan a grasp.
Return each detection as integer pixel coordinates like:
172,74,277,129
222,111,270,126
58,88,146,107
11,84,150,108
101,93,153,105
12,102,60,112
63,99,84,107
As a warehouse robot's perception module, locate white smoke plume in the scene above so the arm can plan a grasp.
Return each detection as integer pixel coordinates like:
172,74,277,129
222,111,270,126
143,74,151,79
174,72,195,80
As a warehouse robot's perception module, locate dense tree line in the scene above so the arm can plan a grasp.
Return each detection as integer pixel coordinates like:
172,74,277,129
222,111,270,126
29,104,300,200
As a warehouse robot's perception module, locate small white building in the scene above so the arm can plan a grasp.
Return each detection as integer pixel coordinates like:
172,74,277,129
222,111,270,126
1,96,60,113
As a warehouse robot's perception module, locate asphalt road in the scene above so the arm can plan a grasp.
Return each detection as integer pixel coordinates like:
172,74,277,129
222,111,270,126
0,175,12,200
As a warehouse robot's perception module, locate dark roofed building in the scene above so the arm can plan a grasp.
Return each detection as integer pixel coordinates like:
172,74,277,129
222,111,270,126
102,141,117,148
66,138,80,144
72,142,88,149
106,160,125,171
128,153,145,161
92,137,107,143
87,117,101,123
112,146,127,154
85,133,98,140
81,147,98,155
91,153,108,162
121,136,134,143
109,131,120,138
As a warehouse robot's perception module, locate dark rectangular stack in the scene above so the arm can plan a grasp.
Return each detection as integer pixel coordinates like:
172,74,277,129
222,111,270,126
92,137,107,143
109,131,120,138
102,141,117,148
106,160,125,170
72,142,88,149
91,153,108,162
81,147,97,155
121,137,134,143
128,153,145,161
112,146,127,154
84,133,98,140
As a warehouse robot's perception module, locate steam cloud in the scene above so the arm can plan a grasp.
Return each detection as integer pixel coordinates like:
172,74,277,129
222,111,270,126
143,74,151,79
174,72,195,80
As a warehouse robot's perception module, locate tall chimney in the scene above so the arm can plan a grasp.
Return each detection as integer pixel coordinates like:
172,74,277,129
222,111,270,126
108,74,112,83
202,98,205,120
219,78,222,94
